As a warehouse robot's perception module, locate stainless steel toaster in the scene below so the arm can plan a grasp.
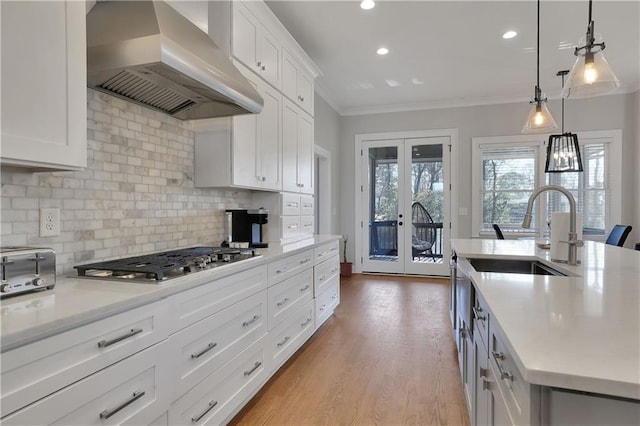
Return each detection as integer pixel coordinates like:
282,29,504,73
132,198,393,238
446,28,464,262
0,247,56,298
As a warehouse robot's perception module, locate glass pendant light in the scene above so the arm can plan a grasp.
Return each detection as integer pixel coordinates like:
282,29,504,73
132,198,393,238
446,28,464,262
546,70,583,173
562,0,620,99
522,0,557,134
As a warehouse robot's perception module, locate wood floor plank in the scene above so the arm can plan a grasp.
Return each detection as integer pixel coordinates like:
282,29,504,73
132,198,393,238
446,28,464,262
230,274,471,426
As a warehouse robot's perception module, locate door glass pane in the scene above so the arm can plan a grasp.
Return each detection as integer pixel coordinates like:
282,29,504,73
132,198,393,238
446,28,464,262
410,144,444,264
368,146,398,262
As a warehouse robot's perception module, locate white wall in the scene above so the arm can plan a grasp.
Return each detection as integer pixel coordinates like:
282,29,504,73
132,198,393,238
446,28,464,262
335,91,639,261
314,95,342,235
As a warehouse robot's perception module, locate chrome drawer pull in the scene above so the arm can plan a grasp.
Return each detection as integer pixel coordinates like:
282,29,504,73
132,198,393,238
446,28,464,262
301,318,312,327
492,351,514,381
191,400,218,423
318,250,329,257
277,336,290,347
332,294,337,300
300,284,310,292
473,306,487,322
191,342,217,359
330,267,339,274
98,328,143,348
319,274,327,281
242,315,260,327
276,266,289,274
319,304,327,312
287,202,299,207
277,297,289,307
482,378,491,391
244,361,262,376
99,390,145,419
299,258,311,264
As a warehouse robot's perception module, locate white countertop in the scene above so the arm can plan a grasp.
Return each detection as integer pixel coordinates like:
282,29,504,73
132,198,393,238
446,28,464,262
451,238,640,400
0,236,340,352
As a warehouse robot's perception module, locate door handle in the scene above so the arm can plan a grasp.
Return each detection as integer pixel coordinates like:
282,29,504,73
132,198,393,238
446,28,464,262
398,221,403,226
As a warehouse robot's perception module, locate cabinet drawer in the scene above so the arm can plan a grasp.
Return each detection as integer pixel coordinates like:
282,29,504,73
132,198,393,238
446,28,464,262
300,196,314,215
473,292,490,351
2,340,170,425
268,268,313,330
281,215,301,240
314,240,339,265
169,337,267,426
315,280,340,329
1,299,169,417
267,249,313,285
314,254,339,296
169,265,267,333
169,291,268,398
268,300,315,373
300,215,314,236
489,321,535,425
282,193,301,215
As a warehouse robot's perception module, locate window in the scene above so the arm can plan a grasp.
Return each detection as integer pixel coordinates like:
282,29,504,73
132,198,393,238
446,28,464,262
472,131,621,238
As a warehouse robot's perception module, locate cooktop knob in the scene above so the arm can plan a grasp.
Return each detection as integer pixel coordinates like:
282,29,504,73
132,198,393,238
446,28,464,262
0,283,10,293
32,278,44,287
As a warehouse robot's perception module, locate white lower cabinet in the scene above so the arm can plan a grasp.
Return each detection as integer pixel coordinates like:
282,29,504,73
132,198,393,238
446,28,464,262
267,299,315,374
168,336,267,426
2,341,171,425
168,291,268,398
1,299,169,417
267,268,314,329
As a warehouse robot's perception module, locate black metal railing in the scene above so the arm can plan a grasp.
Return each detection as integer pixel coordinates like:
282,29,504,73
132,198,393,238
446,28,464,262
369,220,444,258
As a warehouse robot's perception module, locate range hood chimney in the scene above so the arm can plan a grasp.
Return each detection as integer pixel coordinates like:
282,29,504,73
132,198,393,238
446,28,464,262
87,1,263,120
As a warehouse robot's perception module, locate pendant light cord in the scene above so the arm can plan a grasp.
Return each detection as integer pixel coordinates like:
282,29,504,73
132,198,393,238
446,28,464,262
536,0,540,94
588,0,593,24
561,74,565,132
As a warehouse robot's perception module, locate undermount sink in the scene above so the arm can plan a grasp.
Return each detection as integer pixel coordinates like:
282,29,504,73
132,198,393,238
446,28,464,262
468,258,568,276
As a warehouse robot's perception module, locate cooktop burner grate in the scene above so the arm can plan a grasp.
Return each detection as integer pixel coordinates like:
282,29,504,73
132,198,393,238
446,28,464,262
74,247,257,281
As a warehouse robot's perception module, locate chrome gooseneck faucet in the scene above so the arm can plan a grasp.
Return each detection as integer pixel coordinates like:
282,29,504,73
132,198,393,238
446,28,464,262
522,185,583,265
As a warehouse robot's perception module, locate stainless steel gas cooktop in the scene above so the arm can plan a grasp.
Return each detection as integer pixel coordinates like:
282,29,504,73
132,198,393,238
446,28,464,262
74,247,259,283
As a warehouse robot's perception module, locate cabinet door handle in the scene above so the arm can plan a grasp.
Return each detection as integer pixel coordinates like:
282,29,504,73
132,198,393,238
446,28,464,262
300,284,310,292
191,342,217,359
491,351,514,381
242,315,260,327
277,297,289,307
99,390,145,419
473,306,487,322
97,328,143,348
277,336,291,347
191,400,218,423
301,318,312,327
244,361,262,376
257,61,262,67
479,367,488,378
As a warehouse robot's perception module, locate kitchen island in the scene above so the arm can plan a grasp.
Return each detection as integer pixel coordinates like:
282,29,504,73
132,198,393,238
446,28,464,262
451,238,639,425
1,236,341,425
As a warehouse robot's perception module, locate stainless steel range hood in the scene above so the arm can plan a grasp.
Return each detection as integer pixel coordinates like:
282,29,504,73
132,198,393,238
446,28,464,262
87,1,263,120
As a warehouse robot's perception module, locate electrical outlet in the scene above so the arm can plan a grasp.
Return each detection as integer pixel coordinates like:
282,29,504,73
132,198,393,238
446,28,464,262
40,208,60,237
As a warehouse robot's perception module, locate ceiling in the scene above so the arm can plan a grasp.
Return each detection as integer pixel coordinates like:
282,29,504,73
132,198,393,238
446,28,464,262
264,0,640,116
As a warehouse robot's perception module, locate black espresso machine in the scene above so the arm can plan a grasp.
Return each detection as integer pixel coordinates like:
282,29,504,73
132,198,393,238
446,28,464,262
224,209,269,248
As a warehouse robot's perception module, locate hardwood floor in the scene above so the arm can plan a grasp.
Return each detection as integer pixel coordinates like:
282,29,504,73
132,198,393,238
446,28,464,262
230,274,470,426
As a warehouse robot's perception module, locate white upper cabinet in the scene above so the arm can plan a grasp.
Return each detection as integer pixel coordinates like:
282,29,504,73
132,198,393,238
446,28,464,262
195,63,281,191
0,0,87,171
232,2,281,89
282,50,314,116
282,98,313,195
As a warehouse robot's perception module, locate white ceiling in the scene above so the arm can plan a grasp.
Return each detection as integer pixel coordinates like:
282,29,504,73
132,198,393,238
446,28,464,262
264,0,640,115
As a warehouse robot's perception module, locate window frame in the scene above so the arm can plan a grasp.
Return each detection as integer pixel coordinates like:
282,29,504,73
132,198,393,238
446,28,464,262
471,130,622,239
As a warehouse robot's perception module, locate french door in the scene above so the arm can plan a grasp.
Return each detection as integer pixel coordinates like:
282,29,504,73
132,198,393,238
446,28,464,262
360,136,451,276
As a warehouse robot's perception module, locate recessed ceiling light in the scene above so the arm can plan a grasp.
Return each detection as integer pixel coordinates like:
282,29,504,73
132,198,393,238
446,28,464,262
360,0,375,10
385,79,400,87
377,47,389,55
411,78,425,85
502,30,518,39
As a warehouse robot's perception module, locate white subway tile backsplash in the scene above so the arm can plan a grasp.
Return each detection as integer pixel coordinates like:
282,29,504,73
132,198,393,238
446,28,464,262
1,89,251,275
